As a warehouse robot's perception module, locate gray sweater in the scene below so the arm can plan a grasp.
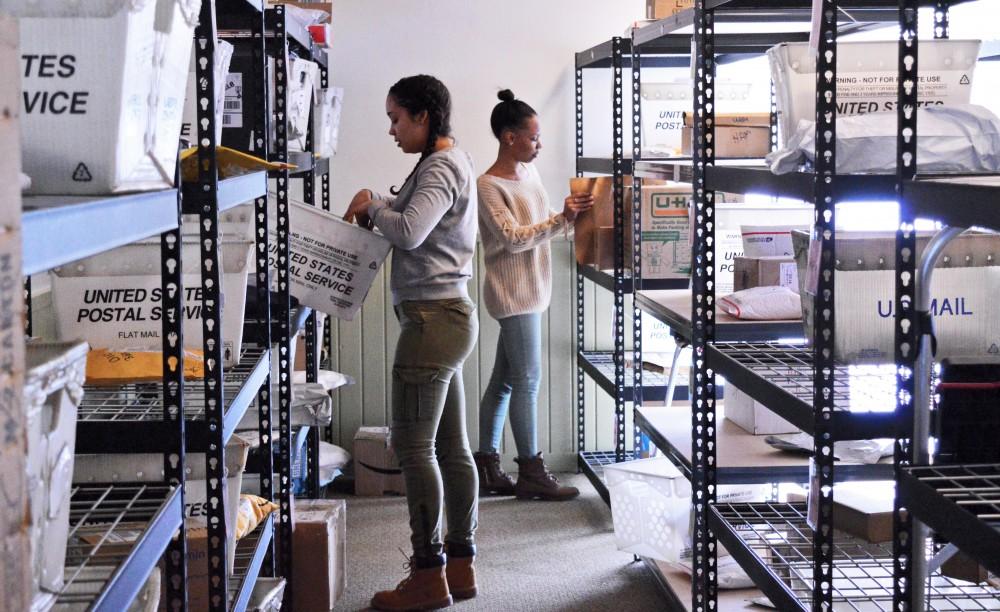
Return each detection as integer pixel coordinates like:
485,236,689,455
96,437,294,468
368,147,477,305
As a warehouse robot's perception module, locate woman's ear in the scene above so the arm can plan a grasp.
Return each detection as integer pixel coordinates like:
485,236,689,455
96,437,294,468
416,110,429,125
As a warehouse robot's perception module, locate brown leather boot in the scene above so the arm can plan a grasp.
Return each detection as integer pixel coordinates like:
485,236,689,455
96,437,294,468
474,451,515,495
371,558,453,611
514,453,579,501
445,543,477,599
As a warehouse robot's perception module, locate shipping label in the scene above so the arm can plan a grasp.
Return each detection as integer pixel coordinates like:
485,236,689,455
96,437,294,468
223,72,243,129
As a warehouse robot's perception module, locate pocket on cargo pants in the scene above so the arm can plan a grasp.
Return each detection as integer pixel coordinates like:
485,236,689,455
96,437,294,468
391,366,453,425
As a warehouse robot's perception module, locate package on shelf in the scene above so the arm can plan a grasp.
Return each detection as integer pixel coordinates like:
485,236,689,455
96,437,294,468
681,112,771,158
768,39,980,148
74,434,251,575
50,238,253,367
288,57,320,152
792,230,1000,364
353,426,405,496
725,382,798,435
639,81,753,158
313,86,344,158
0,15,19,231
741,225,806,259
646,0,693,20
292,499,346,611
262,200,391,321
768,103,1000,175
23,341,88,606
247,578,287,612
14,0,200,195
734,256,798,292
181,39,235,145
714,202,813,295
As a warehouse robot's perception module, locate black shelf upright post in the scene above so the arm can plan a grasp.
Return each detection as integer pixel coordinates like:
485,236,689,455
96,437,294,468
303,82,321,499
691,1,718,610
247,0,277,579
162,164,188,612
630,34,644,459
611,37,627,464
812,2,839,610
320,65,334,446
192,1,230,608
893,0,921,609
575,63,586,462
266,5,295,607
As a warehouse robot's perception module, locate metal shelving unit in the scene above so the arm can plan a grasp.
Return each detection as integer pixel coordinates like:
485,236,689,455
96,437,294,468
229,515,275,611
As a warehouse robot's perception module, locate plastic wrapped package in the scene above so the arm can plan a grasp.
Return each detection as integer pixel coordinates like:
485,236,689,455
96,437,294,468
719,286,801,321
767,104,1000,175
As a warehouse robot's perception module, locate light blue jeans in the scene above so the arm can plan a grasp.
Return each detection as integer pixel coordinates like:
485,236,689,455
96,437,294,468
479,313,542,459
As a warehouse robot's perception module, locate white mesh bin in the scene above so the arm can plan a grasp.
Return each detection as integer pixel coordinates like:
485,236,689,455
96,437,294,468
604,457,692,563
24,340,88,608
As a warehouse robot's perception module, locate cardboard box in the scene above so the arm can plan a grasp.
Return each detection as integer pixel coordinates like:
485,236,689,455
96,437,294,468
790,483,894,543
768,40,979,148
715,203,814,295
646,0,694,19
24,341,88,605
16,0,198,194
74,434,250,574
180,39,234,145
734,256,798,292
941,552,991,584
292,499,346,611
640,82,754,157
0,16,20,232
725,384,798,435
681,113,771,158
266,201,391,321
51,238,252,367
353,426,405,496
792,230,1000,364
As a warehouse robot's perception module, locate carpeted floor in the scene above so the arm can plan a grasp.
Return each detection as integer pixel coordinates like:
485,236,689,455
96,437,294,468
332,473,666,612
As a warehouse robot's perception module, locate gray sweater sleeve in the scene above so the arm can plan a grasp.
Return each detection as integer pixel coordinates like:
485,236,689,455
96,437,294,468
370,156,462,251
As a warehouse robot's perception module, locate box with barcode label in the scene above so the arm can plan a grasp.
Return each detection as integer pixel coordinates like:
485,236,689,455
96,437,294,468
180,39,233,144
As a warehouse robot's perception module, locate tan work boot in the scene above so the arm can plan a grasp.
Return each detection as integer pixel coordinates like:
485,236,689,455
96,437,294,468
371,558,453,611
445,543,477,599
474,451,515,496
514,453,580,501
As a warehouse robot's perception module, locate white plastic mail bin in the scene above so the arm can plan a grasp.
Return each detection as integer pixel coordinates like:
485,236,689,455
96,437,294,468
24,341,88,609
768,40,980,148
604,457,692,563
249,578,286,612
11,0,200,194
50,238,253,367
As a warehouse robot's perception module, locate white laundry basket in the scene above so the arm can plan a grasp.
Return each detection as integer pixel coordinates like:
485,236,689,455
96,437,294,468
604,457,692,563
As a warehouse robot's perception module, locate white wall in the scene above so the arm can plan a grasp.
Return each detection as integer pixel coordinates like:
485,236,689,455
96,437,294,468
324,0,648,468
327,0,644,214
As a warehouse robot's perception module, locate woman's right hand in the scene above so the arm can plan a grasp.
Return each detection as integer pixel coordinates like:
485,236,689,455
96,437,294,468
343,189,375,229
563,193,594,222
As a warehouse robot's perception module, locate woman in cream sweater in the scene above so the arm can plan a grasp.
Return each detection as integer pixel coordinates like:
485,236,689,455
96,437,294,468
475,90,593,501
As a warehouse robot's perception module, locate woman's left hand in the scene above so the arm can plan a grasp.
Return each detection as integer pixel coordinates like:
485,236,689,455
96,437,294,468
563,193,594,222
343,189,375,230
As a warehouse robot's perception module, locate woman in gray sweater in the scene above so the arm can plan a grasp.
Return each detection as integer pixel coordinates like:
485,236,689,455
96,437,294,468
344,75,478,612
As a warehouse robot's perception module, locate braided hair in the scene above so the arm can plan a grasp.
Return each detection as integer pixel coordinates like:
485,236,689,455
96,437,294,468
388,75,453,195
490,89,536,139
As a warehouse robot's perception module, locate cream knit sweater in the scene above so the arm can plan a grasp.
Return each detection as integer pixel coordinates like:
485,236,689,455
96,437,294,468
477,164,569,319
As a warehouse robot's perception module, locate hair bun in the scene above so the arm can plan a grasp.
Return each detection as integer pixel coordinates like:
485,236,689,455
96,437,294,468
497,89,516,103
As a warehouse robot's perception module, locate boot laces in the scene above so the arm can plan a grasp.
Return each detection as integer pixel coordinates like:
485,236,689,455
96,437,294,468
395,548,417,590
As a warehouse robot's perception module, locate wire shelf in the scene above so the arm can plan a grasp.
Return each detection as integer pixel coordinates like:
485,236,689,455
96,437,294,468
709,342,897,439
57,484,180,609
901,463,1000,576
229,514,274,611
579,450,619,507
77,347,267,423
712,502,1000,611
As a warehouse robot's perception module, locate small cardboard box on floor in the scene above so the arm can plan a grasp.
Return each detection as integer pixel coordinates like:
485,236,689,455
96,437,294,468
267,201,391,321
353,426,406,496
13,0,199,194
292,499,347,611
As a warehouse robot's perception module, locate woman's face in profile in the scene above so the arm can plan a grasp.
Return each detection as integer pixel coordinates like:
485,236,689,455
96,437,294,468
386,95,429,154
